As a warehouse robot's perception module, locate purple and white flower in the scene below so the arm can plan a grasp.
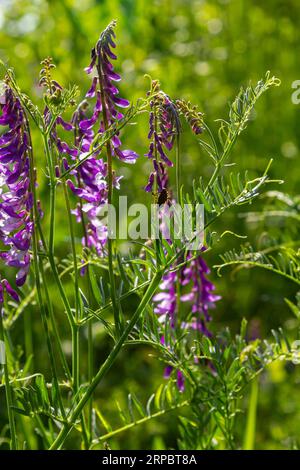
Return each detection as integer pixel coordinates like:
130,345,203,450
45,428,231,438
0,86,33,288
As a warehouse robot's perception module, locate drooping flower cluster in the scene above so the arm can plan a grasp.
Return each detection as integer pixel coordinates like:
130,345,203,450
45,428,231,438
180,252,220,336
143,89,220,390
153,251,220,337
67,20,138,254
0,277,19,304
0,86,33,287
68,100,121,256
144,81,180,194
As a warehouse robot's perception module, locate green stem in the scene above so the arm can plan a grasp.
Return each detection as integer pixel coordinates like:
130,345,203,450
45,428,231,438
77,194,95,444
38,257,71,381
63,182,80,321
49,271,162,449
90,400,189,447
41,133,75,328
35,415,51,448
175,133,181,325
205,127,239,195
243,376,259,450
27,120,65,418
87,320,93,440
42,133,56,258
97,63,120,336
0,308,17,450
175,133,181,205
62,181,90,448
71,325,79,394
62,181,82,400
23,308,33,364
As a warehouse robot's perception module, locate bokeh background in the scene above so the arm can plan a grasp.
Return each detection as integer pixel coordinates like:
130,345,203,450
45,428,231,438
0,0,300,449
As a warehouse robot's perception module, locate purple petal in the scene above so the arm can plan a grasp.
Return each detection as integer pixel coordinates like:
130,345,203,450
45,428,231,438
2,279,19,301
113,96,130,108
86,77,98,98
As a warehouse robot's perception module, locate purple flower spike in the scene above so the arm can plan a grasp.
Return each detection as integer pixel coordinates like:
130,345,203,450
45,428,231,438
60,21,139,256
145,172,155,192
154,249,220,390
164,365,173,379
2,279,19,302
177,370,185,392
144,84,180,193
90,20,138,163
0,86,33,291
86,77,98,98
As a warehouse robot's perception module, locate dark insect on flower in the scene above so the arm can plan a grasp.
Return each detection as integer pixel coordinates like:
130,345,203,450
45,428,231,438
157,188,170,206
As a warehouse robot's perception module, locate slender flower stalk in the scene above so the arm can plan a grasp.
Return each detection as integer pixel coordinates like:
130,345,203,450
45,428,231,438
0,86,33,288
0,280,18,450
50,270,163,450
76,20,138,335
0,83,70,417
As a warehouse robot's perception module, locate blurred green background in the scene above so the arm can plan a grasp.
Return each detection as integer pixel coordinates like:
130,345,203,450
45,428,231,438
1,0,300,449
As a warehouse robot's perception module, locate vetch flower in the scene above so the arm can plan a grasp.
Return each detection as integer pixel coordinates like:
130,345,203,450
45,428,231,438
153,252,220,391
154,250,220,336
144,82,180,193
0,278,19,303
0,86,33,288
153,270,177,328
180,251,221,337
69,100,121,257
176,99,203,135
83,20,138,164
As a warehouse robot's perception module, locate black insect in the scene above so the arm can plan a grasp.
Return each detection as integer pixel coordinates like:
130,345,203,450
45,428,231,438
157,188,170,206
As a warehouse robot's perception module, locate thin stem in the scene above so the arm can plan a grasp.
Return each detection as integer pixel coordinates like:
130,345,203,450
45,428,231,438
175,132,181,205
77,190,94,444
97,62,120,336
71,326,79,393
38,257,71,381
42,133,56,257
63,174,90,448
0,307,17,450
23,308,33,363
90,400,189,447
41,132,75,328
62,182,81,395
62,182,80,321
175,133,181,324
48,254,76,326
205,123,240,195
87,320,93,440
27,118,65,418
35,415,52,448
49,271,163,449
32,181,71,381
243,376,259,450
